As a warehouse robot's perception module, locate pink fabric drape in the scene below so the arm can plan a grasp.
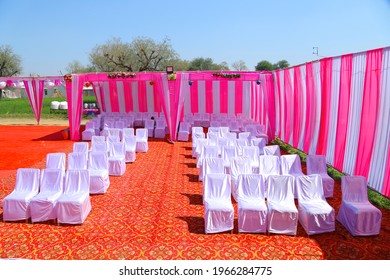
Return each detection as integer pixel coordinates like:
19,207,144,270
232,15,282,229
303,63,316,154
123,80,133,112
108,80,120,112
354,48,383,177
66,74,85,140
23,79,44,124
219,80,228,114
275,70,282,138
190,80,199,114
264,74,276,140
384,143,390,197
138,81,147,112
334,54,353,170
283,69,293,144
316,57,333,155
234,80,243,116
205,80,213,114
293,66,303,147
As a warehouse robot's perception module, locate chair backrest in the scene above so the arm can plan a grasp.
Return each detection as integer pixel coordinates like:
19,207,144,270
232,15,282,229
341,176,369,203
136,128,148,139
201,145,219,159
39,168,64,193
73,142,89,153
88,151,109,170
107,135,120,144
114,120,126,129
263,145,281,156
281,154,303,176
122,128,135,137
204,173,232,202
144,119,155,129
222,146,238,165
267,175,295,203
92,135,106,145
242,146,260,162
108,128,120,137
110,142,125,157
251,138,266,152
64,169,90,193
237,174,265,201
46,153,66,171
14,168,40,193
259,155,280,175
230,157,252,181
123,135,137,149
192,126,203,135
68,152,88,170
296,174,325,201
91,142,109,154
203,157,225,177
156,119,167,129
306,155,328,174
238,132,251,140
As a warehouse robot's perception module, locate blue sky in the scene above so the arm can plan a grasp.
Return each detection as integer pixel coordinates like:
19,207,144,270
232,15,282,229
1,0,390,76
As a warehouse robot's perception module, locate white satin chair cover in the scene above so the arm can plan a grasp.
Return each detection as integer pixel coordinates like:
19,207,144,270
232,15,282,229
2,168,40,221
88,151,110,194
46,152,66,171
266,175,298,235
306,155,334,198
230,156,252,201
242,146,260,172
191,129,205,158
108,142,126,176
259,155,281,197
281,154,304,198
337,176,382,236
237,174,267,233
144,119,155,138
123,135,136,163
204,174,234,234
73,142,89,153
263,145,281,156
199,157,224,182
135,128,148,152
296,175,335,235
30,169,64,222
122,127,135,138
56,169,92,224
251,137,266,155
177,121,190,141
68,152,88,170
221,145,238,174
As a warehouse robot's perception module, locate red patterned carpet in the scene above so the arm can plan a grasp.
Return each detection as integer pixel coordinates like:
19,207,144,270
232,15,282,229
0,126,389,260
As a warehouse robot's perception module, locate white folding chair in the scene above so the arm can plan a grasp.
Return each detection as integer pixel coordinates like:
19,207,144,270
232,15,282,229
108,142,126,176
230,156,252,201
281,154,304,198
204,174,234,234
56,169,92,224
88,151,110,194
73,142,89,153
199,157,224,182
263,145,281,156
337,176,382,236
237,174,267,233
123,135,136,163
296,175,335,235
177,121,190,141
46,152,66,171
267,175,298,235
67,152,88,170
259,155,281,197
2,168,40,222
242,146,260,172
135,128,148,152
30,169,65,223
155,119,167,139
306,155,334,198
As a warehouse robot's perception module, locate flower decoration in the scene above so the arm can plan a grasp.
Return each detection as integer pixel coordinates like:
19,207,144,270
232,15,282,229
107,72,136,79
149,81,155,86
167,73,176,81
64,74,72,82
85,81,91,87
6,80,14,87
212,72,241,79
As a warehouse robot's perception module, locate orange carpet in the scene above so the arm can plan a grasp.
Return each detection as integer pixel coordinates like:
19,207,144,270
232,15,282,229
0,126,389,260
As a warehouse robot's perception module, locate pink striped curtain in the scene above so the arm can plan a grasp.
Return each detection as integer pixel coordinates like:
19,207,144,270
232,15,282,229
303,62,315,153
292,66,303,147
354,48,383,177
66,74,85,140
23,79,45,124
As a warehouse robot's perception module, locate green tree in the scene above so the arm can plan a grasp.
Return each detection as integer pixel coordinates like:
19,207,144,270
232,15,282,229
255,60,273,71
0,45,22,76
89,37,179,72
65,60,94,74
232,60,248,71
187,57,229,71
272,59,289,70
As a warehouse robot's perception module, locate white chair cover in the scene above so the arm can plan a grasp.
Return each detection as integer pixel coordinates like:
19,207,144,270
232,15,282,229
235,138,249,156
177,121,190,141
281,154,304,198
122,127,135,138
263,145,281,156
68,152,88,170
30,169,65,223
155,119,167,139
204,174,234,234
123,135,136,163
337,176,382,236
306,155,334,198
296,175,335,235
191,130,205,158
56,169,92,224
237,174,267,233
197,145,219,168
81,121,96,141
2,168,40,221
91,141,109,155
144,119,155,138
135,128,148,152
46,152,66,171
267,175,298,235
91,135,106,146
73,142,89,153
230,156,252,201
259,155,281,197
251,138,266,155
221,145,238,174
199,157,224,182
242,146,260,171
195,138,209,163
108,142,126,176
88,151,110,194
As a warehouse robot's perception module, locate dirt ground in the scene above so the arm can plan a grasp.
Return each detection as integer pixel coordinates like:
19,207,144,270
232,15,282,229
0,118,87,126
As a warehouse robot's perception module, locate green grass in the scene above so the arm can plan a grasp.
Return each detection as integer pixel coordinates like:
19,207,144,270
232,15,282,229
272,138,390,210
0,96,97,119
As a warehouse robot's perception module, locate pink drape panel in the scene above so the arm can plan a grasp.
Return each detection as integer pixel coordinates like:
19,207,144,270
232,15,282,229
23,79,44,124
108,80,120,112
275,71,282,138
384,144,390,197
138,81,147,112
66,74,84,140
283,69,293,144
205,80,213,114
123,80,133,112
234,81,243,115
293,66,303,147
190,80,199,114
354,48,383,177
334,54,353,170
264,74,276,140
219,80,228,114
317,57,333,155
303,63,316,153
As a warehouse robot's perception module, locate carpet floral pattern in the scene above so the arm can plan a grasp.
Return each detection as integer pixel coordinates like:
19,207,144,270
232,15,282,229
0,126,389,260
